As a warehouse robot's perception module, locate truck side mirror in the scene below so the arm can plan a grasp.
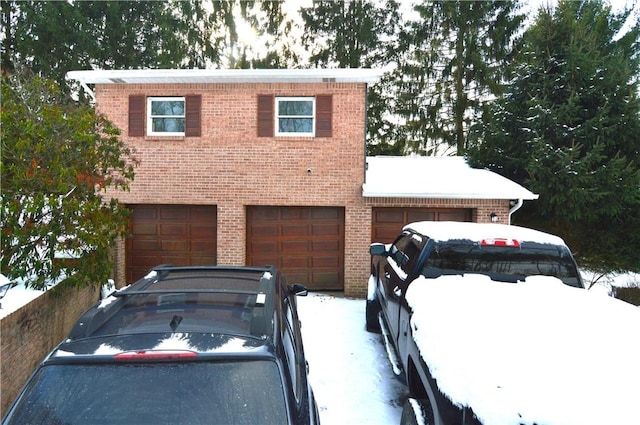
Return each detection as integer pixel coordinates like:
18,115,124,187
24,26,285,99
370,243,387,256
290,284,308,296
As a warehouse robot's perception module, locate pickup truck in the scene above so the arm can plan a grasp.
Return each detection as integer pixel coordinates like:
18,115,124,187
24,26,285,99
367,221,640,425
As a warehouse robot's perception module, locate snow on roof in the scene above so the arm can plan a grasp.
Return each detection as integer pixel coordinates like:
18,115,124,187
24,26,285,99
363,156,538,200
66,68,384,85
405,221,567,246
406,274,640,425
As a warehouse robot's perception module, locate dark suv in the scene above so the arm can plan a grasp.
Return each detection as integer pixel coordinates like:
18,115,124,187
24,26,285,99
2,265,320,425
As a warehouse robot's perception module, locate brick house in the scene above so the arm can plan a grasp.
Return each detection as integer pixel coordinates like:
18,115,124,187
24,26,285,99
67,69,537,297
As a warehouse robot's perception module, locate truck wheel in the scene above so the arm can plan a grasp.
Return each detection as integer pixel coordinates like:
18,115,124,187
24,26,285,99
365,298,381,333
400,398,434,425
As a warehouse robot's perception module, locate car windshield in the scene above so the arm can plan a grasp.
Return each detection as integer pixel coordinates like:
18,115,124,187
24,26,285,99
5,360,288,425
422,242,582,287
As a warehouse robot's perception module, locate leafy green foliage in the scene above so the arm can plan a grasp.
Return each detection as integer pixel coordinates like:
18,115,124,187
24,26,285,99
1,72,137,289
467,0,640,273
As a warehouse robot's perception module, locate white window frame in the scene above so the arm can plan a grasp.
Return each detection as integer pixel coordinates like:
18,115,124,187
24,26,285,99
147,97,186,136
275,97,315,137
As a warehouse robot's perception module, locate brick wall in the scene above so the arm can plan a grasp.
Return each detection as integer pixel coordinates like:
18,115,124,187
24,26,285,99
0,283,98,417
95,82,372,296
93,81,514,298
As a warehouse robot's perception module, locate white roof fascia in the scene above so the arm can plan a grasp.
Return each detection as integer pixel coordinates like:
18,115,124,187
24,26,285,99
66,68,384,85
362,156,539,201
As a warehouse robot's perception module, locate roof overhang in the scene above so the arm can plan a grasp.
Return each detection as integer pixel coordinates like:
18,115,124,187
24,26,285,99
66,68,385,85
363,156,539,200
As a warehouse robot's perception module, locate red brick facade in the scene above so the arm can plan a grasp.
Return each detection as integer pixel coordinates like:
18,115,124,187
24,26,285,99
91,77,513,297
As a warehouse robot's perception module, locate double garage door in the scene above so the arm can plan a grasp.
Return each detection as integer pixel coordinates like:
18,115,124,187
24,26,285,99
247,206,345,291
126,205,471,289
126,205,217,283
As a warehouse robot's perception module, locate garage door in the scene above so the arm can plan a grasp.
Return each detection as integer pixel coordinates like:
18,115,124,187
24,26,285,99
247,206,344,291
372,207,471,243
126,205,217,283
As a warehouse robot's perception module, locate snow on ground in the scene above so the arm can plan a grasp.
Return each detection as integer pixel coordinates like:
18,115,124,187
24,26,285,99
406,274,640,425
297,292,409,425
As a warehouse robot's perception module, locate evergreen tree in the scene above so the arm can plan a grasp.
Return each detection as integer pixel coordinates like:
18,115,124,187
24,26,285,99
0,1,267,89
467,0,640,273
299,0,402,155
395,0,524,155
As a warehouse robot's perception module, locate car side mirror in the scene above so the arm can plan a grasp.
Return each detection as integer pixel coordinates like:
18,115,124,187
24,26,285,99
370,243,387,256
291,284,308,296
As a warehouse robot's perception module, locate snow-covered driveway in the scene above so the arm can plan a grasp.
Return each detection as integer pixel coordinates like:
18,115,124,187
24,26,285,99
297,292,409,425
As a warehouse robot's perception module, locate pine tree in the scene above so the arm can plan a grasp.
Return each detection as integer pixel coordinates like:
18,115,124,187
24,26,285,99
300,0,402,155
467,0,640,273
395,0,524,155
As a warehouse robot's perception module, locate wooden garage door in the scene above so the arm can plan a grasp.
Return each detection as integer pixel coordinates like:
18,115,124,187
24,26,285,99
247,206,344,291
126,205,217,283
372,207,472,243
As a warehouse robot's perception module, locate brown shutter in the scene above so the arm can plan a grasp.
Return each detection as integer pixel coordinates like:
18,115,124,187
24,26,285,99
128,95,145,137
185,95,201,137
257,94,274,137
316,95,332,138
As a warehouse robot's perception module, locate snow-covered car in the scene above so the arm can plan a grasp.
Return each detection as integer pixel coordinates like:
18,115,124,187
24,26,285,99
367,221,640,425
2,265,320,425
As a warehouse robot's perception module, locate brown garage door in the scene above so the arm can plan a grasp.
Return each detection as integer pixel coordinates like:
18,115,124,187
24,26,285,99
247,206,344,291
372,207,472,243
126,205,217,283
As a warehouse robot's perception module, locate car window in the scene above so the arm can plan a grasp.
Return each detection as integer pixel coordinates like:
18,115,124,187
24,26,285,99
5,361,288,425
392,232,424,276
423,242,582,287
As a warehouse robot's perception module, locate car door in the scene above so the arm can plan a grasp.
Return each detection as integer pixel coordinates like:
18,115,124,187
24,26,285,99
380,232,420,343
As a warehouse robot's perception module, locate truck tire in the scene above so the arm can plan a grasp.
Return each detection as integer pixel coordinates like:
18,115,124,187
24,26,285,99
365,298,381,333
400,398,434,425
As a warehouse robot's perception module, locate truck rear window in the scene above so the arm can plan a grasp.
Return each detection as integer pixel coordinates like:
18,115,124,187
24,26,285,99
423,242,582,287
5,360,288,425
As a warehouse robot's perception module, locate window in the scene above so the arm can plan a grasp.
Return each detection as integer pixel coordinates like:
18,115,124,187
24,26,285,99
257,94,332,138
147,97,185,136
129,95,200,138
276,97,315,136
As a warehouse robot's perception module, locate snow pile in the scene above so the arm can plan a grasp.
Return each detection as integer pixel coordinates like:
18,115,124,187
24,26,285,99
406,274,640,425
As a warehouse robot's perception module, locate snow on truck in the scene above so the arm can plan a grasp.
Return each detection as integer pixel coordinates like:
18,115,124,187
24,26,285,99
366,221,640,425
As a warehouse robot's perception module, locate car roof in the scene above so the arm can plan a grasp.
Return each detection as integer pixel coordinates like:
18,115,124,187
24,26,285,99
64,265,279,356
404,221,568,246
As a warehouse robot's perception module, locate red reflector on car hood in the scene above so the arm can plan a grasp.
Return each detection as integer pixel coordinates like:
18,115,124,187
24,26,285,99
480,238,520,247
114,350,197,361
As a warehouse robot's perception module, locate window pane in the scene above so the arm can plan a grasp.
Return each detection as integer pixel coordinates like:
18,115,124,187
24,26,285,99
279,118,313,133
151,100,184,116
152,118,185,133
279,100,312,116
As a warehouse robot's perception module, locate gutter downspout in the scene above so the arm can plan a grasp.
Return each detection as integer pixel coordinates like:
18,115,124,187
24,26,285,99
508,199,523,225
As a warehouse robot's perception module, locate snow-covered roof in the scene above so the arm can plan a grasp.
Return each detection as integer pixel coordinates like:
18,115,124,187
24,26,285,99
363,156,538,200
405,221,566,246
66,68,384,85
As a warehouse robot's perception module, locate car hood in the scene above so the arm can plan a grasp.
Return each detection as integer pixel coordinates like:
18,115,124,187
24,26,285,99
53,332,271,358
406,274,640,425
